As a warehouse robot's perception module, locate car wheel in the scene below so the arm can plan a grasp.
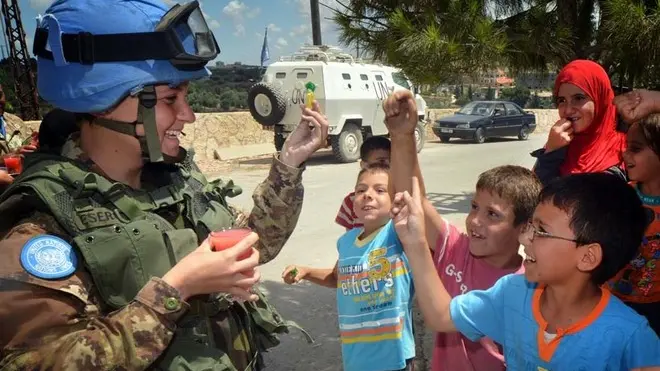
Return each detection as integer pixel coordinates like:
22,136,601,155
247,82,287,126
518,125,530,140
439,135,451,143
474,127,485,144
332,123,363,163
415,123,426,153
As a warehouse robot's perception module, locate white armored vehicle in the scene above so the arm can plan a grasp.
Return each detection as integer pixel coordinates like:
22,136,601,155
247,45,427,163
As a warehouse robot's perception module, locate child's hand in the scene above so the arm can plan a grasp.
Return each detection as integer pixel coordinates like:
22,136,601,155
391,176,427,248
282,265,307,284
545,119,573,152
614,89,660,123
383,90,418,137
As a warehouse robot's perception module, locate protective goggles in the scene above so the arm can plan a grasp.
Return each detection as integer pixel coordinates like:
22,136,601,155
33,1,219,71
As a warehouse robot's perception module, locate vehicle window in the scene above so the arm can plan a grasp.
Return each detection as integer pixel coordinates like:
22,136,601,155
457,102,494,116
342,73,351,80
360,74,368,81
494,104,506,115
275,72,286,79
375,75,383,81
391,72,411,90
296,72,308,79
504,103,521,115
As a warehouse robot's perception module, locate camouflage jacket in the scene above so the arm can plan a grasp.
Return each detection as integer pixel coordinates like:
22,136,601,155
0,135,306,370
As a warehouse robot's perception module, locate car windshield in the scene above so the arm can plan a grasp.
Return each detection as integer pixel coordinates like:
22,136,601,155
457,102,494,116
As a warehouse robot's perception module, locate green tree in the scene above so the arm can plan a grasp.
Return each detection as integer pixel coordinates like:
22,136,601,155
453,85,461,99
528,92,542,108
331,0,660,87
485,86,495,100
499,86,531,107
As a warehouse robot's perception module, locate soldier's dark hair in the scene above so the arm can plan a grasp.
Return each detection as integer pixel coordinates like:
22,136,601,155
635,113,660,157
476,165,542,226
37,109,79,154
539,172,647,286
360,136,391,161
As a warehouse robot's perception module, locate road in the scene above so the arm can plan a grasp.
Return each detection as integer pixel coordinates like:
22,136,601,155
210,135,545,371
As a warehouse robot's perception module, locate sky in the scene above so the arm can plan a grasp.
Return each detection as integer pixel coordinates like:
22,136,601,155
15,0,352,66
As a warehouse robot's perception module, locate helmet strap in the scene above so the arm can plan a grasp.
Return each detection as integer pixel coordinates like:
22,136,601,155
92,85,166,163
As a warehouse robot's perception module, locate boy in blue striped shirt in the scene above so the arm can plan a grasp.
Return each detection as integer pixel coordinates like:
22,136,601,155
283,164,415,371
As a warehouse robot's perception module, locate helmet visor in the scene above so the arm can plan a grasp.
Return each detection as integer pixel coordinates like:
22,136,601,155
157,1,219,62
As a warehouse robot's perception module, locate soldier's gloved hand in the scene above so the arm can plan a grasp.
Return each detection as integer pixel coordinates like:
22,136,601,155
280,101,329,168
162,232,261,302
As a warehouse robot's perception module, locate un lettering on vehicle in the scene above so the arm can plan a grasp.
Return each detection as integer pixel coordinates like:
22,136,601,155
373,80,391,101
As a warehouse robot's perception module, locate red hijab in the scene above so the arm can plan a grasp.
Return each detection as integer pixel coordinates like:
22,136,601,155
553,60,626,176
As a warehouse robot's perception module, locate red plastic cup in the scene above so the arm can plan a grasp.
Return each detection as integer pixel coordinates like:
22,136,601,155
3,154,22,175
209,228,254,260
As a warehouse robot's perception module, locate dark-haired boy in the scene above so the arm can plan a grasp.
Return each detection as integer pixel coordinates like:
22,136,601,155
283,164,415,371
382,90,541,370
335,136,391,230
394,172,660,370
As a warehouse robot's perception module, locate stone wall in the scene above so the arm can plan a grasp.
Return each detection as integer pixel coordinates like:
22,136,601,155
12,108,559,160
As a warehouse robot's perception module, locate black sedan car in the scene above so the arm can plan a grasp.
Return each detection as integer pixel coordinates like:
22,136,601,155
432,101,536,144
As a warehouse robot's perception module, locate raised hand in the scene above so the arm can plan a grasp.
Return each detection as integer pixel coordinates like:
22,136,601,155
391,176,427,248
383,90,418,137
280,102,329,167
614,89,660,123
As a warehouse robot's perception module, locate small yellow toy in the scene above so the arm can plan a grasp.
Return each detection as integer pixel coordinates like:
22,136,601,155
305,81,316,109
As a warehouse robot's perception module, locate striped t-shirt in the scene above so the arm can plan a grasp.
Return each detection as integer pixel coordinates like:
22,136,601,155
336,220,415,371
335,192,363,230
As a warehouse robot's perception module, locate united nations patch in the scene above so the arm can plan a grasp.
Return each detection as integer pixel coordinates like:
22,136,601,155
20,235,77,280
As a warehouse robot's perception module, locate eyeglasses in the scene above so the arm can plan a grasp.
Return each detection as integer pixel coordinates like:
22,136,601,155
523,222,589,245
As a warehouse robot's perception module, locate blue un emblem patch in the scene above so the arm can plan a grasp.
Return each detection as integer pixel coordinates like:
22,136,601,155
20,235,77,280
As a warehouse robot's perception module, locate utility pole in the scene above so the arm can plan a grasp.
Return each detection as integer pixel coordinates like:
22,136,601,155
1,0,40,120
310,0,322,45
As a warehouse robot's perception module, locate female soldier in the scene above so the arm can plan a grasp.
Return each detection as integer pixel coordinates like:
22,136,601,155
0,0,325,370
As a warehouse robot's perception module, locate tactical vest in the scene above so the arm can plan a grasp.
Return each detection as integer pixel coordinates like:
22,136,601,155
0,152,313,370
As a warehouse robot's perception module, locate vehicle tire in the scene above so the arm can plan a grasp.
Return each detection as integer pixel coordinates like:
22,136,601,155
518,124,530,140
439,135,451,143
415,123,426,153
247,82,287,127
473,127,486,144
274,132,287,152
332,123,363,163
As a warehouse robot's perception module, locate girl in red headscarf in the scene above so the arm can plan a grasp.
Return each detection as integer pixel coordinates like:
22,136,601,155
531,59,627,185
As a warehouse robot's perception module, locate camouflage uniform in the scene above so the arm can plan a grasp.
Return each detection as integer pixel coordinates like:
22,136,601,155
0,133,309,370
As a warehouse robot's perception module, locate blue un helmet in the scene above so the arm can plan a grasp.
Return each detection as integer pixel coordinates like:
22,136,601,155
32,0,219,163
